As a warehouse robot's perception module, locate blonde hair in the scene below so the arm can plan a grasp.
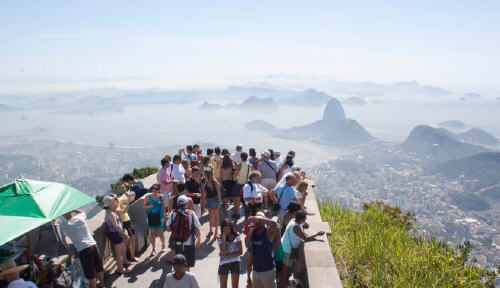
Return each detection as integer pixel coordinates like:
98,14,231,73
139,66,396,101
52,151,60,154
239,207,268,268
293,171,302,181
181,159,190,169
295,180,308,192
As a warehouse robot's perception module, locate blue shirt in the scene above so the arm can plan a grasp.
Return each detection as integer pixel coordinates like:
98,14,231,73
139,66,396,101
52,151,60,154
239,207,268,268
273,184,297,211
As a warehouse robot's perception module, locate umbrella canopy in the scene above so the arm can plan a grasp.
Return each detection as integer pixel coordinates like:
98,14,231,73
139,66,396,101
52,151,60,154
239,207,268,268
0,179,95,246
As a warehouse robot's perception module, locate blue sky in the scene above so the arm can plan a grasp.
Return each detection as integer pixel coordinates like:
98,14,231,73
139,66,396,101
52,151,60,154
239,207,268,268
1,1,499,92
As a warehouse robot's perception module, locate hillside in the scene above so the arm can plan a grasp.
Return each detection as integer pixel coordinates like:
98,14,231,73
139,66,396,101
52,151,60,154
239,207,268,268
244,120,277,131
319,201,498,287
399,125,487,161
431,152,500,191
456,128,499,146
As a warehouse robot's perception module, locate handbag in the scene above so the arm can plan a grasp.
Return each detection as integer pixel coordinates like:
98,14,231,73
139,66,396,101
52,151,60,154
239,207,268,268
272,186,286,212
287,224,300,260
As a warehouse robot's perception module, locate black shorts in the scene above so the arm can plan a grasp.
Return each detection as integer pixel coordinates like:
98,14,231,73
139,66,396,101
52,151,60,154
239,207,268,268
232,183,244,198
78,245,104,280
218,261,241,275
108,231,123,245
123,220,135,237
174,245,196,267
222,180,236,198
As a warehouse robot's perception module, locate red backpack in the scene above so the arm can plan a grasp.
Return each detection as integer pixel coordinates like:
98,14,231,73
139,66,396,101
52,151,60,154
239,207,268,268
171,209,192,242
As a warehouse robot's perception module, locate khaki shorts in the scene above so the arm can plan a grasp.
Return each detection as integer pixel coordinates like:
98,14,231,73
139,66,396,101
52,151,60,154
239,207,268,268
261,178,277,191
252,268,276,288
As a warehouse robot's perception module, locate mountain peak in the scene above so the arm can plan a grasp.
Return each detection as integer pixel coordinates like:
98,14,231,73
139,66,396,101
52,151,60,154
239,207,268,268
323,98,346,121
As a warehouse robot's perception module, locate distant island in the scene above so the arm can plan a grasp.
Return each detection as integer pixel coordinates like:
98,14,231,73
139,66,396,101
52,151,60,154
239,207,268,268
342,97,367,106
463,92,481,98
437,120,466,129
198,95,278,111
244,120,277,131
271,97,373,146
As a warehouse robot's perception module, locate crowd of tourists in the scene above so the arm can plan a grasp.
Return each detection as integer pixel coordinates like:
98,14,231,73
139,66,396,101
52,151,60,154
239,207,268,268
52,144,325,288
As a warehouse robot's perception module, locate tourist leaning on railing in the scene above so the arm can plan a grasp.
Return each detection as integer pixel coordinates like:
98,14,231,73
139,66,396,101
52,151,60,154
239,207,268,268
103,196,131,274
59,209,104,288
281,210,325,286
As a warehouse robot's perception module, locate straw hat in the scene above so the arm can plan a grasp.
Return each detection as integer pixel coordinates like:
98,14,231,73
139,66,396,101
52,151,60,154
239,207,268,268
0,260,29,279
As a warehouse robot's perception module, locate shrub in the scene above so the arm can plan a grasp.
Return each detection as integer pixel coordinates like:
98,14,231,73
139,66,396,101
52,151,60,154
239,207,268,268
319,201,498,287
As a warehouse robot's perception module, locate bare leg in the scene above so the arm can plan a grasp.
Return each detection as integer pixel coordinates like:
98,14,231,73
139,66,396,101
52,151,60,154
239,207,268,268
114,243,125,272
89,278,97,288
97,271,104,287
208,210,214,234
283,264,291,287
158,229,166,247
128,235,137,260
214,209,220,237
149,229,157,252
219,273,228,288
231,272,239,288
233,197,240,216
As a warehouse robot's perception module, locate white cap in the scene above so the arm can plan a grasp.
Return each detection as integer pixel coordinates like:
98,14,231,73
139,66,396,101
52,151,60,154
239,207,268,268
261,151,270,158
177,195,189,206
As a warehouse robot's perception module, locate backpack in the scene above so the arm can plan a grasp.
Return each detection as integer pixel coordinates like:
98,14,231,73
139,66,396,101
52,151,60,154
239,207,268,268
171,209,192,243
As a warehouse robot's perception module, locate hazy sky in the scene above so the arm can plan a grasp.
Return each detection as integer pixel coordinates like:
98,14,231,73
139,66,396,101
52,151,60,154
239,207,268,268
1,1,499,92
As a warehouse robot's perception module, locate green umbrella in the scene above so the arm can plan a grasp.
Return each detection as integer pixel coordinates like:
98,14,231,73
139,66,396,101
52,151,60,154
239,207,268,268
0,179,95,246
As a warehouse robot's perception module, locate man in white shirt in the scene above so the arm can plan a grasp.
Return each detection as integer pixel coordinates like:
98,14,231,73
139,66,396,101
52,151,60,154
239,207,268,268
243,171,268,206
170,154,186,183
231,144,243,164
274,151,284,170
166,196,201,270
0,260,36,288
163,254,200,288
59,209,104,288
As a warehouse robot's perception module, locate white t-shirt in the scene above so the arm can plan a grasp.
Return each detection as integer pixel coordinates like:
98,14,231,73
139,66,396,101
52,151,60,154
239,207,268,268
281,219,303,254
274,157,284,170
231,152,242,164
7,279,37,288
170,163,186,183
217,235,242,265
164,272,199,288
242,183,265,205
59,212,96,252
166,209,201,245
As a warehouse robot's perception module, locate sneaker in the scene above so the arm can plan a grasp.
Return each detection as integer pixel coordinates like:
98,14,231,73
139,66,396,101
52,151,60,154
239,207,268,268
150,249,157,257
161,246,167,253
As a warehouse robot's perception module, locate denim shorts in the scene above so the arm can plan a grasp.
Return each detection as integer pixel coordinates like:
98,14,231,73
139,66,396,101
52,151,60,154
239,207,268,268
206,196,219,209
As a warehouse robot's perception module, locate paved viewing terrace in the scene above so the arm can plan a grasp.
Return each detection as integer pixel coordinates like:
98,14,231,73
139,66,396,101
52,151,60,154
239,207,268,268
85,173,342,288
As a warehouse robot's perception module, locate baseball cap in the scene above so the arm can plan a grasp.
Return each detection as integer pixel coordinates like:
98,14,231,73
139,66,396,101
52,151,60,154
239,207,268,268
261,151,270,158
172,254,187,265
256,212,265,217
177,195,189,205
275,151,281,156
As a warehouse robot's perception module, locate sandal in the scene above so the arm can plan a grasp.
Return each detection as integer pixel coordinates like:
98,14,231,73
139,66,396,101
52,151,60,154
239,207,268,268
116,268,131,274
206,231,213,238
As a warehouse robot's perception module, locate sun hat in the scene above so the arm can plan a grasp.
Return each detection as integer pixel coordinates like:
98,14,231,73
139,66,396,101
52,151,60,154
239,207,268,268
172,254,187,265
177,195,189,206
102,196,115,207
261,151,270,158
0,260,29,279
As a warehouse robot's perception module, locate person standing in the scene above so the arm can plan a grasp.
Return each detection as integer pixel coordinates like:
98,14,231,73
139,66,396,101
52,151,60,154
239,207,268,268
231,144,243,164
257,151,278,208
274,151,284,170
185,167,203,218
143,184,167,256
163,254,200,288
245,213,281,288
59,209,104,288
116,188,139,262
217,219,243,288
233,152,253,220
248,148,259,170
166,196,201,270
220,154,235,212
170,155,186,184
202,170,222,238
103,196,130,274
157,155,174,200
0,260,37,288
243,171,267,207
122,173,147,201
271,174,299,226
213,146,223,180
